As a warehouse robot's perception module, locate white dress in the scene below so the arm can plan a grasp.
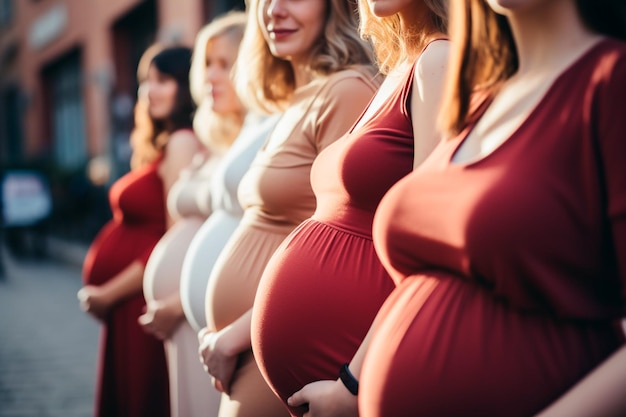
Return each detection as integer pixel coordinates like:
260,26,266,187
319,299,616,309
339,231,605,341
180,113,280,332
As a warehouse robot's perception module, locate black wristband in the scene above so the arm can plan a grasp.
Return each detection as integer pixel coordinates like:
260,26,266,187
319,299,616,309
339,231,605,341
339,363,359,395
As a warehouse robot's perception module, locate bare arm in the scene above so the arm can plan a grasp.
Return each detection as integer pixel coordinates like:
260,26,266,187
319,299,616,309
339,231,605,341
411,39,450,169
534,343,626,417
78,260,145,320
158,130,202,228
198,309,253,394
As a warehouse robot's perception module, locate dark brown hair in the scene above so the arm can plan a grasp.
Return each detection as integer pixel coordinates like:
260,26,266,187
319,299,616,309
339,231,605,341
149,47,195,142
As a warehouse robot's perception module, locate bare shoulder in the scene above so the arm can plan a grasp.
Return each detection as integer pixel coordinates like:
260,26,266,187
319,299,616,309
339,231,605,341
415,40,451,79
167,129,200,151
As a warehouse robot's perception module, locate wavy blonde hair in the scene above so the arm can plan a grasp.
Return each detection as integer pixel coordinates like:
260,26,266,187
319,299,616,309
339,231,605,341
190,12,248,154
358,0,448,75
235,0,376,114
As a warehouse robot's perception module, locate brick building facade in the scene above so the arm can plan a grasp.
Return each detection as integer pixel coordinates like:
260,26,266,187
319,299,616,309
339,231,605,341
0,0,244,242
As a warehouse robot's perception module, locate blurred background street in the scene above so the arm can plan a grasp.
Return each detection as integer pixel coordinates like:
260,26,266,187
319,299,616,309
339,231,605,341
0,243,99,417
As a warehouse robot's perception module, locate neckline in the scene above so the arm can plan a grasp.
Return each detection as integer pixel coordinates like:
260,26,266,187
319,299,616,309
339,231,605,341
348,38,450,136
449,37,610,168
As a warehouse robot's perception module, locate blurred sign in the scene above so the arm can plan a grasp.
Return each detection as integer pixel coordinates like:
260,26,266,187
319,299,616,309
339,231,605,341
1,171,52,227
28,4,68,50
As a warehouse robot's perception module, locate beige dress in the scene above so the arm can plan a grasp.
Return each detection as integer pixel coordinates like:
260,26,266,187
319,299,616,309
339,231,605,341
143,154,222,417
205,69,379,417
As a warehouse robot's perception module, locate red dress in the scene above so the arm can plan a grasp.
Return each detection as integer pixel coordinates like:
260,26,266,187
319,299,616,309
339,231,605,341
364,38,626,417
251,58,425,416
82,159,170,417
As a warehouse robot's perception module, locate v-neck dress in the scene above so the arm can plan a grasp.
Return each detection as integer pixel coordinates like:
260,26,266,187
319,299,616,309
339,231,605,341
82,157,169,417
204,68,378,417
250,55,427,416
363,38,626,417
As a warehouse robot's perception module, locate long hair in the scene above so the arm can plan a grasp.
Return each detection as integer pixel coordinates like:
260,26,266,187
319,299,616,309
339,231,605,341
149,46,195,150
189,12,247,154
235,0,376,114
130,43,164,170
440,0,626,136
358,0,448,74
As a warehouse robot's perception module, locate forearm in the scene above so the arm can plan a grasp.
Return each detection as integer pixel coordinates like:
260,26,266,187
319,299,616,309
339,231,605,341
101,260,145,304
346,313,381,377
220,309,253,356
535,345,626,417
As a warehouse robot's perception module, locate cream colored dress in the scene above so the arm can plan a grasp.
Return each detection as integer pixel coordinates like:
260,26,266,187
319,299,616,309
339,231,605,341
205,69,380,417
143,152,222,417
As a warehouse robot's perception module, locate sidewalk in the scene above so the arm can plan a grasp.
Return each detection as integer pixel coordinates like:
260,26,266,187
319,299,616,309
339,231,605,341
0,248,99,417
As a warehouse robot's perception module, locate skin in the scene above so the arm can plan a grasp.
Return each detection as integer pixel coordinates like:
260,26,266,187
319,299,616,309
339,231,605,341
259,0,328,87
204,35,245,115
197,0,329,396
146,64,178,121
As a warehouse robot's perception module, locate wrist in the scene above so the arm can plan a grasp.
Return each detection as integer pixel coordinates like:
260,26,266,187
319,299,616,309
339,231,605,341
216,327,246,357
339,363,359,396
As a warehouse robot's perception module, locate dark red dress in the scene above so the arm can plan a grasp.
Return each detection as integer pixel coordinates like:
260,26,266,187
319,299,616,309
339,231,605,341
251,55,429,416
82,158,170,417
364,38,626,417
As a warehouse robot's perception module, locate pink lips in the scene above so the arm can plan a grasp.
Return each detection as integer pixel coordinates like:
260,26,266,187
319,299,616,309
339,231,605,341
271,28,297,40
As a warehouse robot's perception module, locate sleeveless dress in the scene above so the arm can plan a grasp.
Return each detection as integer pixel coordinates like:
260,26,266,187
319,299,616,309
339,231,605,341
364,38,626,417
143,147,220,417
82,157,169,417
180,113,280,334
251,58,427,416
205,69,379,417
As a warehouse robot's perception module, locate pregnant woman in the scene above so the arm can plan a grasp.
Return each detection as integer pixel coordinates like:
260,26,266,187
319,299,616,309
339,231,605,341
79,46,200,417
251,1,448,416
197,0,380,416
140,13,248,417
363,1,626,416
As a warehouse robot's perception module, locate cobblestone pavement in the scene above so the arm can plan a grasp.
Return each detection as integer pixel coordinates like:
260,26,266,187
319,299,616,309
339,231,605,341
0,251,99,417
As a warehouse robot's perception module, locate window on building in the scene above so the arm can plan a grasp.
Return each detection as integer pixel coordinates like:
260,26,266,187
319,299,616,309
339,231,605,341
0,0,13,27
42,50,87,170
0,85,23,163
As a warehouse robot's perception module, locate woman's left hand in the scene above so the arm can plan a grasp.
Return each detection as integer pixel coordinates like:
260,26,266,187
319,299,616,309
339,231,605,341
198,327,238,394
288,379,358,417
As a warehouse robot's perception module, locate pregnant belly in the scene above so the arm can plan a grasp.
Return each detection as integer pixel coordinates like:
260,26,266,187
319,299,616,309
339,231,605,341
251,220,395,405
205,224,289,331
359,273,621,417
143,218,203,301
83,222,161,286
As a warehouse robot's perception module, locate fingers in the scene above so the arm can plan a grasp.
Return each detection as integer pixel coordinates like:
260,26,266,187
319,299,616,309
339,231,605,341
212,376,227,393
288,388,307,407
198,327,211,341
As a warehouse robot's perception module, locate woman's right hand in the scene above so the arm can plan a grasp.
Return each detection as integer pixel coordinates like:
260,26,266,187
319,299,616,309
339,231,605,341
198,327,238,394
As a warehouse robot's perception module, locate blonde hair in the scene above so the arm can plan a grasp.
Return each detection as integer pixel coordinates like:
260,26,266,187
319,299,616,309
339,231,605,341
358,0,448,74
190,11,248,153
235,0,376,114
